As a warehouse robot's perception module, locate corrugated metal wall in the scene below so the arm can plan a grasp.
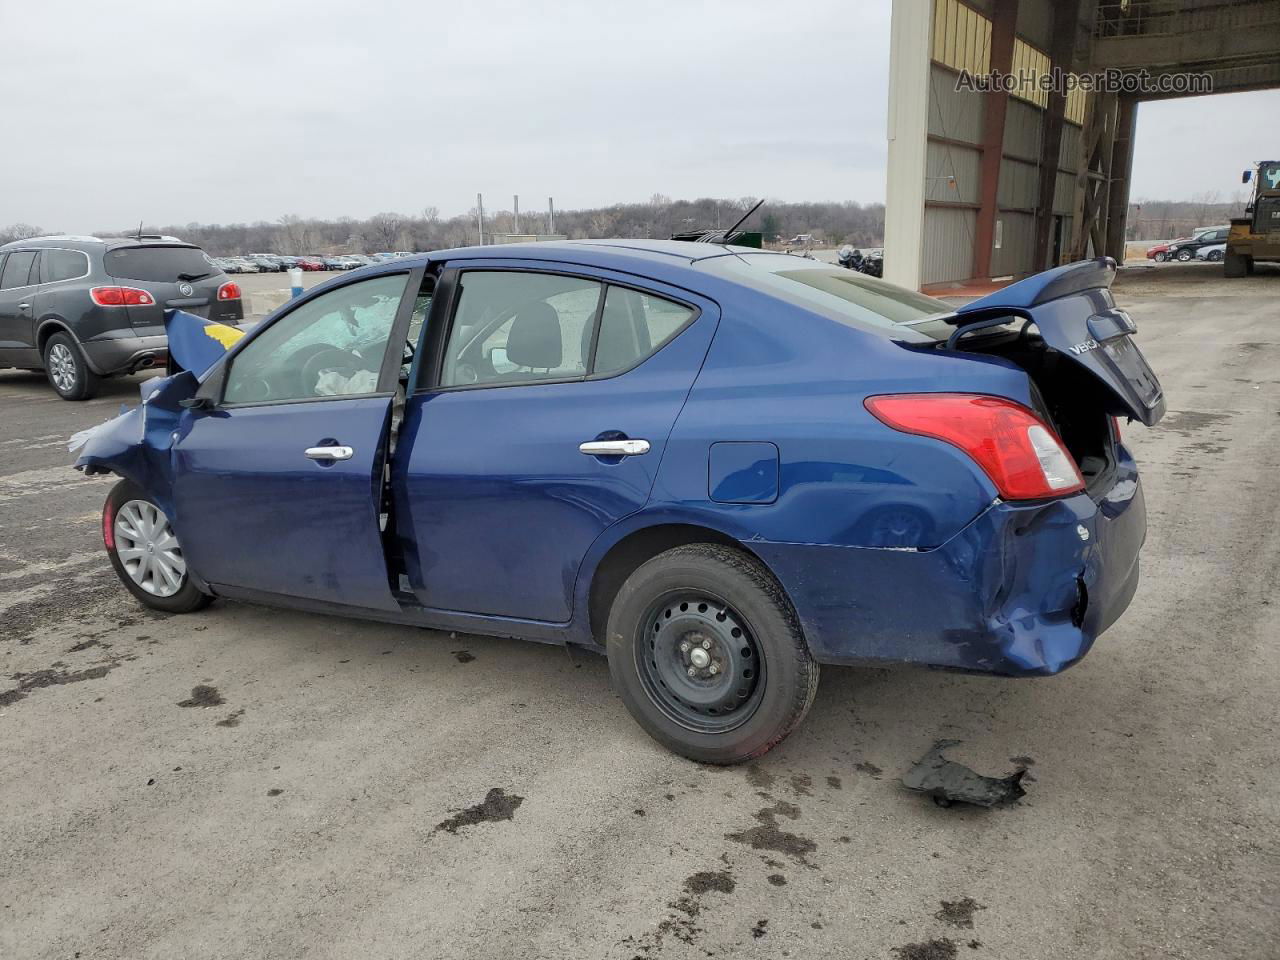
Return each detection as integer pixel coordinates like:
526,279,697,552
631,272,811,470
922,206,978,285
920,0,1092,285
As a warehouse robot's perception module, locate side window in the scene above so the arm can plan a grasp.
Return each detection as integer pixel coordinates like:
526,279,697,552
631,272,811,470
0,251,38,290
223,273,408,405
591,287,695,376
440,271,603,387
41,249,89,283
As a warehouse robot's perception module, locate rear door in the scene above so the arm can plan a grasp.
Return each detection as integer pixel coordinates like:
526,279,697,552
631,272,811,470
171,269,421,611
955,259,1165,426
393,262,718,622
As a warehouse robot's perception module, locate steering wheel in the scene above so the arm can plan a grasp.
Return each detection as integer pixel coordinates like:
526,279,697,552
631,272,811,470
291,344,369,397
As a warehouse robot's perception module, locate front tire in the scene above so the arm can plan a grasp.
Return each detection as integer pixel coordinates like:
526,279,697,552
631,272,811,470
606,544,818,764
44,332,100,401
1176,248,1193,261
103,480,211,614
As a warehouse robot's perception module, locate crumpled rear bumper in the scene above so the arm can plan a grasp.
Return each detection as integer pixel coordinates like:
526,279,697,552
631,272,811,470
752,448,1146,676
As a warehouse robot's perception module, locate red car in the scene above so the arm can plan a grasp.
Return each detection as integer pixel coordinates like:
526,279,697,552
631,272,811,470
297,256,327,271
1146,238,1190,262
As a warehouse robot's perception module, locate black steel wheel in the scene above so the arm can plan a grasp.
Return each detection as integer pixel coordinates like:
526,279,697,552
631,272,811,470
636,592,766,734
606,543,819,764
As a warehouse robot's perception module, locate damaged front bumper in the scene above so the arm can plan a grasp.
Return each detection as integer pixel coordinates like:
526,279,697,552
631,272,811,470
752,445,1146,676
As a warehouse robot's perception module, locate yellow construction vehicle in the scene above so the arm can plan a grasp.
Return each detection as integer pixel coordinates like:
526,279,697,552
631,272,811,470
1225,160,1280,277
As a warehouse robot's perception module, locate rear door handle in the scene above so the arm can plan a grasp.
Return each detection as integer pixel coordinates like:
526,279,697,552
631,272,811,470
17,303,30,310
579,439,650,457
305,445,354,461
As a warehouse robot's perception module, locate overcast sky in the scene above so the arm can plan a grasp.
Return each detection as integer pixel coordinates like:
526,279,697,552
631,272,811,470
2,1,1275,232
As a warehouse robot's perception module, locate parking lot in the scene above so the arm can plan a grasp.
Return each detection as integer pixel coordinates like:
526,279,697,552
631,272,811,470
1,263,1276,959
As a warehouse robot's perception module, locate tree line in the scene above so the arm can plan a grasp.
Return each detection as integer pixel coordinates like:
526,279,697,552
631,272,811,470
0,195,886,256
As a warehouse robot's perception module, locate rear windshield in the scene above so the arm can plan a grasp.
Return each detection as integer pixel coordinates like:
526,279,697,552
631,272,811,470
703,253,955,341
105,245,218,282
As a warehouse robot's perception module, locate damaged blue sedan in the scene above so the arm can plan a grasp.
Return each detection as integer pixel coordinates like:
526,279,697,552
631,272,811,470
74,241,1164,763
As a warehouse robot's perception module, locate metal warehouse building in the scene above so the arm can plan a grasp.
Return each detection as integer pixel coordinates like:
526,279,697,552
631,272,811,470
884,0,1280,291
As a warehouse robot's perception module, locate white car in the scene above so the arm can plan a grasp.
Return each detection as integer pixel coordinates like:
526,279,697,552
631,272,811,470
1195,243,1226,262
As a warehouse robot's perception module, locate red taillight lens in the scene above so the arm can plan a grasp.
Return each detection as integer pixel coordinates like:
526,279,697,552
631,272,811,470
217,281,241,301
865,393,1085,501
90,286,155,307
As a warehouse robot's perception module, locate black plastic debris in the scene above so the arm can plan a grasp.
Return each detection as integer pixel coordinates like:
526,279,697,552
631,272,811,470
902,739,1028,808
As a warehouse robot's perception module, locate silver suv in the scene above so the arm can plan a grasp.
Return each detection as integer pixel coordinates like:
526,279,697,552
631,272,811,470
0,235,244,399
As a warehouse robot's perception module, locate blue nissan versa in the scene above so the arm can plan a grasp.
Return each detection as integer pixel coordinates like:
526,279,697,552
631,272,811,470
73,240,1164,763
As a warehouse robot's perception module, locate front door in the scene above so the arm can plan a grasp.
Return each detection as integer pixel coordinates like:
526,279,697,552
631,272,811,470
393,263,718,623
171,270,421,611
0,250,39,367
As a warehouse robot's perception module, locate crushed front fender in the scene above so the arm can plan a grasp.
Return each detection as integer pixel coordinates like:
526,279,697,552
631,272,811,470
71,371,199,518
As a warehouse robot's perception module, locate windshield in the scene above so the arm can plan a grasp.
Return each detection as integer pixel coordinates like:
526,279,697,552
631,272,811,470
704,253,954,341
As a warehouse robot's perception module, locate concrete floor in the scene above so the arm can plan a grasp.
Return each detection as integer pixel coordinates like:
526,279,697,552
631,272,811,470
1,263,1276,959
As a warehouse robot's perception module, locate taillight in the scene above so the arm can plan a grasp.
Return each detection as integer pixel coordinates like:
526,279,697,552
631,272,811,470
1110,416,1123,443
865,393,1085,500
217,281,241,301
90,286,155,307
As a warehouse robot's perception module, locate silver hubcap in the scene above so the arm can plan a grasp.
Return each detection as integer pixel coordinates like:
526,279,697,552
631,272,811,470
114,500,186,597
49,343,77,392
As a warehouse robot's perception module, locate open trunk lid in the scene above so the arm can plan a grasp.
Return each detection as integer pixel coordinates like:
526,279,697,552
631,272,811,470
950,259,1165,426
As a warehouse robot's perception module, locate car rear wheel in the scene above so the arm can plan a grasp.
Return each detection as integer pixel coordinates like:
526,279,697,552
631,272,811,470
1207,250,1224,262
43,332,100,401
606,544,819,764
1176,248,1193,261
103,480,211,614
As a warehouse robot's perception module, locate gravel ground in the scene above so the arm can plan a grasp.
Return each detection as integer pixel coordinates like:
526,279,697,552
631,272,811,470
0,262,1276,960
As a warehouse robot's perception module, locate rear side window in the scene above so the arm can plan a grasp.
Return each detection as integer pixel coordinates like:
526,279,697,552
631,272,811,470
105,246,215,282
41,249,89,283
440,272,603,387
0,251,38,290
592,286,694,376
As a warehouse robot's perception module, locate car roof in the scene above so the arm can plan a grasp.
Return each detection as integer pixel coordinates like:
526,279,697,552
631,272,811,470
388,238,756,272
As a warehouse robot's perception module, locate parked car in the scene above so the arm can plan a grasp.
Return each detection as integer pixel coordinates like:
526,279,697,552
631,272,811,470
1168,226,1230,261
296,257,327,272
371,253,398,263
226,257,259,274
74,241,1163,762
1145,238,1188,262
277,256,301,269
0,235,242,399
246,256,283,273
211,258,239,274
1195,243,1226,262
345,255,375,268
322,255,353,270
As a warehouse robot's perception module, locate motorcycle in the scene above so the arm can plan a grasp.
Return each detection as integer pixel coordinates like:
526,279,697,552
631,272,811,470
837,245,883,278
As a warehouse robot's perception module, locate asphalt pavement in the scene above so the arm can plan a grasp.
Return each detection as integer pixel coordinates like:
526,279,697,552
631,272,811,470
1,262,1276,960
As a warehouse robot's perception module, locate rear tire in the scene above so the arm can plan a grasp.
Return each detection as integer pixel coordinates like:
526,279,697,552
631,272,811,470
43,332,100,401
1207,250,1223,262
606,544,819,764
103,479,211,614
1176,248,1193,261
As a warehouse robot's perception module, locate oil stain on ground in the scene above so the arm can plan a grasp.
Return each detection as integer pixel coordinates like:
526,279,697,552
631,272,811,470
177,685,224,708
725,800,816,866
216,708,246,728
893,939,958,960
0,663,117,708
434,787,524,834
935,897,984,928
683,871,734,895
451,650,475,663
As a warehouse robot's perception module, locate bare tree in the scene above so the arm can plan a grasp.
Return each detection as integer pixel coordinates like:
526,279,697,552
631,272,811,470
363,212,408,251
0,223,44,245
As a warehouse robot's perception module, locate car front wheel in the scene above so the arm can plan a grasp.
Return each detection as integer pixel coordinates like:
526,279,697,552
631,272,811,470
606,544,819,764
1176,248,1193,261
103,480,211,614
43,332,100,401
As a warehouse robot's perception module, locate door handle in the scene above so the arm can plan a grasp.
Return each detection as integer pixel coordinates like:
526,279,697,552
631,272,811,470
17,303,30,310
579,438,650,457
305,445,354,461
